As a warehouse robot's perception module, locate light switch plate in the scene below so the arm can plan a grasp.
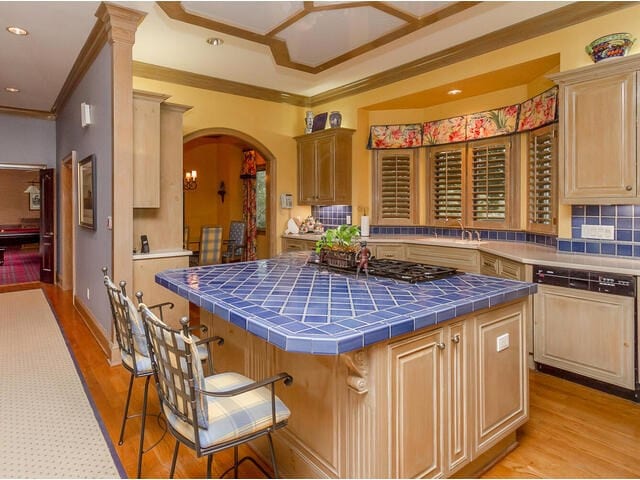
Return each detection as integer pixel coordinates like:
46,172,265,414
497,333,509,352
581,224,614,240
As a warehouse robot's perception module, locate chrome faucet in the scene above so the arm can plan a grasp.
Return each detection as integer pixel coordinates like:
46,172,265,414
455,219,470,240
473,230,482,241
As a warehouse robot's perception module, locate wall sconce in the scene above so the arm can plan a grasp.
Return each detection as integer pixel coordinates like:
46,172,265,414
184,170,197,190
81,102,93,127
217,181,226,203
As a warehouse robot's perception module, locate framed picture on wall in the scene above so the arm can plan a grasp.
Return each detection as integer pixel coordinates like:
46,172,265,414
311,112,328,132
78,154,96,230
29,191,41,211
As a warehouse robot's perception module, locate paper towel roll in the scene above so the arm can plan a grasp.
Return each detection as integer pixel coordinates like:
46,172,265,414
360,216,370,237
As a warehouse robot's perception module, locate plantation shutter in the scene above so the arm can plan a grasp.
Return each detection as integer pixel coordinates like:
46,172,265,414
432,148,463,220
527,125,557,233
470,142,507,221
373,149,417,225
381,153,411,219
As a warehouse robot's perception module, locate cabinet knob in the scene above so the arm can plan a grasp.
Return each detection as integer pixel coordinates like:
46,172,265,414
626,185,633,191
436,342,446,350
451,334,460,344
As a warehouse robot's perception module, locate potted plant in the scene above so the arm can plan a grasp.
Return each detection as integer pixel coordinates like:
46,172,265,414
315,224,361,269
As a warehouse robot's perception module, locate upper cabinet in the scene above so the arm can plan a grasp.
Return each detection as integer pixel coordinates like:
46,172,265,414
295,128,354,205
133,90,169,208
550,55,640,204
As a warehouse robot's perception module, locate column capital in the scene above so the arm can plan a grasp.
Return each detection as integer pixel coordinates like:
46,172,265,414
96,2,146,45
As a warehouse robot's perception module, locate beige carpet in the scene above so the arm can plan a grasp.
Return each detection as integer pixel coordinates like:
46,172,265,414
0,289,123,478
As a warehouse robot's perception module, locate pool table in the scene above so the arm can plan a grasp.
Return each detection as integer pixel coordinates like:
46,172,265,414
0,228,40,248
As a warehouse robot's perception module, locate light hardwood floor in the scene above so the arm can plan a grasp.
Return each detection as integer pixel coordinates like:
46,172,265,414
5,282,640,478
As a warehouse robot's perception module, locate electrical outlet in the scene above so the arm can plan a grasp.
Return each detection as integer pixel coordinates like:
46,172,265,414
86,288,90,300
496,333,509,352
581,224,614,240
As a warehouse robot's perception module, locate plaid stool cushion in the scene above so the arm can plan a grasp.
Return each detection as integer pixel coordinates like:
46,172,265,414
163,371,290,448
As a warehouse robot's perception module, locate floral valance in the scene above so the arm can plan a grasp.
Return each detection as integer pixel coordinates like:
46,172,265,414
367,124,422,149
368,86,558,149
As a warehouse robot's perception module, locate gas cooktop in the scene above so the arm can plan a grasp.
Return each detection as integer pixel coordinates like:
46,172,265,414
365,258,458,283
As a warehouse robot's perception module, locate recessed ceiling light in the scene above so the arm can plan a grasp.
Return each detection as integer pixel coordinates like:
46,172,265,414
206,37,224,46
5,87,20,93
7,26,28,36
447,89,462,95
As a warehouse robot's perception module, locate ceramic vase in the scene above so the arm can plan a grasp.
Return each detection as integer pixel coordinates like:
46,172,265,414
329,111,342,128
305,111,314,134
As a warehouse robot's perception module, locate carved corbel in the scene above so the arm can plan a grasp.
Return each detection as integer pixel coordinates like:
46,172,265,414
341,349,369,394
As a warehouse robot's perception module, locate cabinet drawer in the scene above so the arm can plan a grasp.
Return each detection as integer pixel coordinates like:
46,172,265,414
373,244,405,260
406,245,480,273
282,238,316,252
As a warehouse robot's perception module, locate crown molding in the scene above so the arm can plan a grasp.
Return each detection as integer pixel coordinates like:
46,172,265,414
132,61,309,107
52,2,146,114
309,1,634,106
0,105,55,121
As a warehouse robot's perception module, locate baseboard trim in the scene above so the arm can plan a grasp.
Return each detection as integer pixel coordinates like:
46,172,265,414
73,295,120,365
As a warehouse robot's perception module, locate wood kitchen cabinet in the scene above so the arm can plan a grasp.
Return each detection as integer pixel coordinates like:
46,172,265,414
550,55,640,203
132,90,169,208
295,128,354,205
282,236,317,252
370,243,405,260
473,301,528,454
479,252,526,280
405,244,480,273
389,320,469,478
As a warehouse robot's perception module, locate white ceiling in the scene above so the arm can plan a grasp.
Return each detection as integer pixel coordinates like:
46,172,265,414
0,1,577,112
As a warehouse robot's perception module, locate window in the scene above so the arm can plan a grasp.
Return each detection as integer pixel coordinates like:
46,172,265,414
372,149,418,225
527,124,557,234
256,168,266,231
427,137,517,229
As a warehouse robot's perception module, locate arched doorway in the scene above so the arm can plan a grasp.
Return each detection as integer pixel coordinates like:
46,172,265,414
182,128,278,259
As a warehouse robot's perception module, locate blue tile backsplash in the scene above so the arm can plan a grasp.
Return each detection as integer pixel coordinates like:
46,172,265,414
557,204,640,258
312,203,640,258
312,205,352,228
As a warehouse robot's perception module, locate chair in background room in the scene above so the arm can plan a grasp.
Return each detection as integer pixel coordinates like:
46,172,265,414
221,220,246,263
139,306,293,479
102,268,214,477
198,225,223,266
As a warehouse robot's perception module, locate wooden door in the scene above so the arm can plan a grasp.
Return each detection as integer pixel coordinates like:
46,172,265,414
446,321,470,473
390,329,445,478
297,139,317,204
39,168,55,283
562,72,636,201
474,302,527,454
314,135,335,204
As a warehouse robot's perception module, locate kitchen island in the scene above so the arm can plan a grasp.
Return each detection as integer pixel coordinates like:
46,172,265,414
156,253,536,478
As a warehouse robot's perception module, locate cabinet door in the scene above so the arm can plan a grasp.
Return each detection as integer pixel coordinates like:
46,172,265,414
474,302,527,454
534,284,635,389
133,92,164,208
446,322,470,473
315,135,336,204
562,72,636,201
390,329,445,479
298,140,318,204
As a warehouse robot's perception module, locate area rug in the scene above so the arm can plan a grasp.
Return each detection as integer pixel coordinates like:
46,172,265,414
0,248,40,285
0,289,124,478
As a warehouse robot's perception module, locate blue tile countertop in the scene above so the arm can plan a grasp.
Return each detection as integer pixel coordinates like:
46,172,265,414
156,253,537,355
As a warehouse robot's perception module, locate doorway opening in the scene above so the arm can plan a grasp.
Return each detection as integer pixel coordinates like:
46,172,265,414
183,129,277,262
0,164,44,285
60,153,75,292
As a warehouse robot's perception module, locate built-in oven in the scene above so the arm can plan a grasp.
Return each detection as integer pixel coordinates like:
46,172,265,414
533,265,638,401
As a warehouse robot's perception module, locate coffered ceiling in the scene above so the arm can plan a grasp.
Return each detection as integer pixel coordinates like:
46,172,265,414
0,1,632,115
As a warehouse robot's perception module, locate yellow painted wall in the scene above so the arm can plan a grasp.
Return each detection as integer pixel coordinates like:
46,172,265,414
134,4,640,249
183,139,244,247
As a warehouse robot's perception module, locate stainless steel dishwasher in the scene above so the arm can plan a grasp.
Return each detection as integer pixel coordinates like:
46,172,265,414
533,265,638,401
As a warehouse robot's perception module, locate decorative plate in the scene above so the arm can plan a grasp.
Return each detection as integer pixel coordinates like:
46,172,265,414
585,33,635,63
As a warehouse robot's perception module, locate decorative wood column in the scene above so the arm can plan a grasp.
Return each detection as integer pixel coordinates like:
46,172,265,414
95,3,146,291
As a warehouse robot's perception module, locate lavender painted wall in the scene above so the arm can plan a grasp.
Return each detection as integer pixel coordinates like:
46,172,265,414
0,113,56,167
56,44,113,335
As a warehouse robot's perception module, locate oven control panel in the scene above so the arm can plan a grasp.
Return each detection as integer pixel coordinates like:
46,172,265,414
533,265,636,297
